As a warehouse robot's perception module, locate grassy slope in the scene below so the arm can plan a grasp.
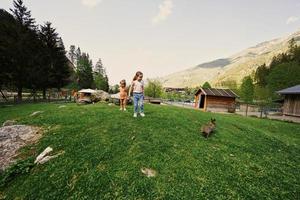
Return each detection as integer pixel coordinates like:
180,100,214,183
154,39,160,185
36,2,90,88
0,103,299,199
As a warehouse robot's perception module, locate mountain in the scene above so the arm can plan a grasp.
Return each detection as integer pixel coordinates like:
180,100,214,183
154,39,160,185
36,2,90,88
161,30,300,88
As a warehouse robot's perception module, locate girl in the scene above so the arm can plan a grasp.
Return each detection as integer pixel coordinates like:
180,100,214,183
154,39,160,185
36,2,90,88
129,71,145,117
119,79,128,111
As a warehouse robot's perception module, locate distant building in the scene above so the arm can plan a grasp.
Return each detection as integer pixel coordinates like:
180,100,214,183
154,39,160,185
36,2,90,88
164,87,185,93
194,88,238,112
277,85,300,117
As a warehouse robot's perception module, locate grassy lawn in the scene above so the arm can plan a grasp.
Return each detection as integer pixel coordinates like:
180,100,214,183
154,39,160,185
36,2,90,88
0,102,299,199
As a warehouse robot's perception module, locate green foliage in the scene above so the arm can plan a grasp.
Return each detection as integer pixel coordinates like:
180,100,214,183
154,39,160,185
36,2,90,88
254,64,269,87
254,86,271,104
240,76,254,103
216,80,240,97
253,38,300,100
0,157,35,187
94,74,109,91
266,61,300,96
109,84,119,94
144,79,163,98
0,1,72,100
76,53,94,89
68,45,76,65
0,4,38,100
0,103,299,199
202,82,211,89
93,58,109,91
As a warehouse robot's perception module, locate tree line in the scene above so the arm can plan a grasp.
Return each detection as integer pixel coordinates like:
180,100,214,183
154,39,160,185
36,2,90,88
67,45,109,92
0,0,71,101
0,0,110,102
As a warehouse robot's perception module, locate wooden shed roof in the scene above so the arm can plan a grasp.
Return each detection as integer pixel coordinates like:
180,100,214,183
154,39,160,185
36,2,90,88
277,85,300,94
195,88,239,98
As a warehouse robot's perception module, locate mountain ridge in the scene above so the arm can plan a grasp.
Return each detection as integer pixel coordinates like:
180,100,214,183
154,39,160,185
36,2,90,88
161,30,300,88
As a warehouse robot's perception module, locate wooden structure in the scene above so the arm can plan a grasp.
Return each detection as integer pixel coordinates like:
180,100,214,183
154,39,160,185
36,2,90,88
77,89,96,104
277,85,300,117
194,88,238,112
164,87,185,93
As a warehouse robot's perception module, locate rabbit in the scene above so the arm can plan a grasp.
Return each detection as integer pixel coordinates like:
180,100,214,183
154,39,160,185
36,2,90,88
201,118,216,138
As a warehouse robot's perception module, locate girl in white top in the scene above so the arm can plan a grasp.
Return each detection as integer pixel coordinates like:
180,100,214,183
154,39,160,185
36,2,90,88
129,71,145,117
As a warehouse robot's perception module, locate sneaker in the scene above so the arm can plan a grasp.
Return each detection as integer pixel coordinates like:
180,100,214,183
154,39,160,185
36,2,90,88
140,113,145,117
124,108,127,111
119,108,123,111
133,113,137,118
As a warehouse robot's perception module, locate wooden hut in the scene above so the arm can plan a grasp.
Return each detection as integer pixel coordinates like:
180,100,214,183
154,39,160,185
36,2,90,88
194,88,238,112
277,85,300,117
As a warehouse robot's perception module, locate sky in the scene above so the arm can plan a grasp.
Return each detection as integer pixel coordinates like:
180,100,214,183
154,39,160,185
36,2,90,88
1,0,300,85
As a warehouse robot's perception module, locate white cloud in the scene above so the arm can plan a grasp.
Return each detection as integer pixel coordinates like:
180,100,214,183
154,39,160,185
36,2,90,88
286,16,299,25
152,0,174,24
81,0,102,8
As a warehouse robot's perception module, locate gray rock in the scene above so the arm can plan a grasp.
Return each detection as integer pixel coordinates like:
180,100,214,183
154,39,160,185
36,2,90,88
0,125,41,171
92,90,110,102
141,167,157,177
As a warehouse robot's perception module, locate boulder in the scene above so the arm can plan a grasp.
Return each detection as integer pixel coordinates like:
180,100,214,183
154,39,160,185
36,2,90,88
92,90,110,102
0,125,41,171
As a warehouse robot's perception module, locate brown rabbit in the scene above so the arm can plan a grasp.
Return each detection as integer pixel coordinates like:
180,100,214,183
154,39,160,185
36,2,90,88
201,118,216,138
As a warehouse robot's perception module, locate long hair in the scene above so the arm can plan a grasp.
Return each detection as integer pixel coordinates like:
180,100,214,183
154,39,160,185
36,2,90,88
133,71,143,81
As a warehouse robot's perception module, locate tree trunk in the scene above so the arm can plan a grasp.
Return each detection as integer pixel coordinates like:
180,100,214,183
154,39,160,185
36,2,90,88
260,107,263,118
17,86,22,102
33,88,36,102
245,103,248,117
43,88,46,100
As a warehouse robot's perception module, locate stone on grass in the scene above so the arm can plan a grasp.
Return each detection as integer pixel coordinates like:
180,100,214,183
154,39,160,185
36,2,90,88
141,167,157,177
2,120,16,127
34,147,53,164
37,152,64,164
58,105,66,108
30,111,44,116
34,147,64,165
0,125,41,171
93,90,110,101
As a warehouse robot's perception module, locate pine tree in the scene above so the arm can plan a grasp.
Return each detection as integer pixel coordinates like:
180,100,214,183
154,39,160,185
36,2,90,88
68,45,76,66
94,58,104,75
0,9,18,99
202,82,211,89
50,37,71,89
240,76,254,116
76,47,81,61
38,22,70,97
254,63,269,87
10,0,35,29
8,0,38,101
93,58,109,91
77,53,94,89
39,22,59,98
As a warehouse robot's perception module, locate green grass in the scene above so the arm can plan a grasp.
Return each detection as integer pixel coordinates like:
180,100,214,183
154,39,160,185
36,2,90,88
0,102,299,199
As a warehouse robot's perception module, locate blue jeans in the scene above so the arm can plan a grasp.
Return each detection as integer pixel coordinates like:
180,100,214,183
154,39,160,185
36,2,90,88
133,93,144,113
